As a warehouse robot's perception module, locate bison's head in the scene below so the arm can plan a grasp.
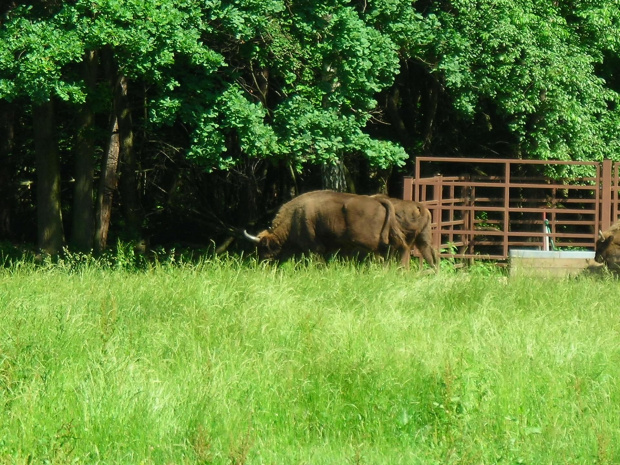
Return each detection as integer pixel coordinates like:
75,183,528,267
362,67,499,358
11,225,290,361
244,230,283,260
595,230,620,270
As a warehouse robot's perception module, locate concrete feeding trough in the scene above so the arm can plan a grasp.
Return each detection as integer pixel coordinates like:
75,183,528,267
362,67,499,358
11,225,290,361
509,249,599,277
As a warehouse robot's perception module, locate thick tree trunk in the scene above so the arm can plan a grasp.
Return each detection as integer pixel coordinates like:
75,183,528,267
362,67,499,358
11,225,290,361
71,50,97,252
320,61,348,192
117,78,144,243
94,113,119,253
321,161,348,192
0,101,15,239
33,99,64,255
95,49,134,254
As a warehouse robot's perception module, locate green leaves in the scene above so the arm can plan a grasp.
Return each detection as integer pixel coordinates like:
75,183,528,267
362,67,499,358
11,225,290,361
0,7,84,103
0,0,223,103
187,84,280,171
171,0,407,171
2,0,620,175
0,0,407,171
274,95,406,170
318,7,400,111
420,0,620,161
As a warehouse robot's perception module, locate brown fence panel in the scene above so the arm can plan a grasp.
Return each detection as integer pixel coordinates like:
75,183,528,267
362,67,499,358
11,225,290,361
403,158,620,262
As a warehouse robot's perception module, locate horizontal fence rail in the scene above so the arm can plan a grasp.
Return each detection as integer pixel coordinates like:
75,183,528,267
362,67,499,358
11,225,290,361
403,158,620,262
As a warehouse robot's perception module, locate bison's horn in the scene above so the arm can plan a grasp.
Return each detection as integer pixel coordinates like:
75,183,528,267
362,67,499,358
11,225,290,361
599,230,605,241
243,230,261,243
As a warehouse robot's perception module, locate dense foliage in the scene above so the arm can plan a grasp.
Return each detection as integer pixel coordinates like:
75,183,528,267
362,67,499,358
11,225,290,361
0,0,619,253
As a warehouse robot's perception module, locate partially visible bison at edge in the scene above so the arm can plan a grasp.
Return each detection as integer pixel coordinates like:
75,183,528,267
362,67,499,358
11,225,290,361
244,190,435,269
595,222,620,270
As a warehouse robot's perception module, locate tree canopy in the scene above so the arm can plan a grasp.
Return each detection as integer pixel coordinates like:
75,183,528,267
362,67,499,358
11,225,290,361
0,0,619,253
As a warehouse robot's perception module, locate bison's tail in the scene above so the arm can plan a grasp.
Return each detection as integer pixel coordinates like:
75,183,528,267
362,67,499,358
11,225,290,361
376,197,406,248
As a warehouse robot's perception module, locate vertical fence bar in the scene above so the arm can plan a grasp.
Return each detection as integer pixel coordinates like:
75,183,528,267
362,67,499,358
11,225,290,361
415,156,421,199
448,183,454,247
550,186,557,250
601,159,613,232
469,185,476,259
503,161,511,257
461,179,471,259
613,163,617,225
594,162,601,238
433,175,443,253
465,180,475,264
403,176,413,202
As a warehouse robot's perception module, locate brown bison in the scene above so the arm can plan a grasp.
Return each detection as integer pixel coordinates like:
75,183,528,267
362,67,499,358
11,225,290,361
372,195,439,269
244,190,412,267
595,222,620,270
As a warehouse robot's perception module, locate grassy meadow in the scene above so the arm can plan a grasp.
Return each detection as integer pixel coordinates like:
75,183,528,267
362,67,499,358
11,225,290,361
1,253,620,464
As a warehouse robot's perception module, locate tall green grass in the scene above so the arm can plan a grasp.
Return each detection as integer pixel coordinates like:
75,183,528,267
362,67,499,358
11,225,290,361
1,257,620,464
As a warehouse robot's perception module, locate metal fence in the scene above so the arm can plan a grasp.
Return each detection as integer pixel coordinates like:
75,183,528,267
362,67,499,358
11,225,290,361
403,158,620,262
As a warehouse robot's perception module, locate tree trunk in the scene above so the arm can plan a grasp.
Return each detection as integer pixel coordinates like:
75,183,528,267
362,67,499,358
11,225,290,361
117,78,144,243
71,50,97,252
0,101,15,239
321,161,349,192
320,61,348,192
33,99,64,256
94,110,119,253
95,48,137,254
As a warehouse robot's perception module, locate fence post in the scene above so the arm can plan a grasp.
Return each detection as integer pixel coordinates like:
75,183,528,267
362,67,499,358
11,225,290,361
433,175,443,254
503,161,511,258
403,176,414,201
614,162,619,225
460,176,473,261
602,159,613,232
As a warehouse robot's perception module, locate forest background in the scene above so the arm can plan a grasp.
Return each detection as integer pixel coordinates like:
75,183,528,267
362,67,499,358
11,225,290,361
1,0,619,256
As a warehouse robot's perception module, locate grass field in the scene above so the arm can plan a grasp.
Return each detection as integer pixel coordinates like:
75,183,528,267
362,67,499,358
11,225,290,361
1,255,620,464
